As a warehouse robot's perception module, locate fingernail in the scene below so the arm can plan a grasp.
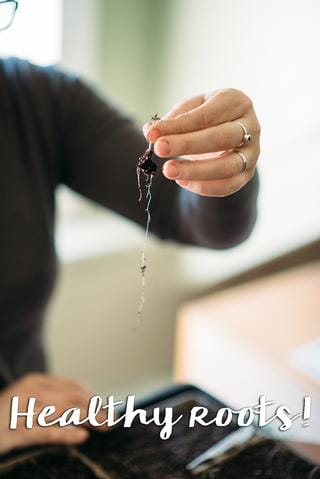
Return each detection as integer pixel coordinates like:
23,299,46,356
156,139,171,156
148,128,161,142
163,162,179,179
142,122,152,137
176,180,190,188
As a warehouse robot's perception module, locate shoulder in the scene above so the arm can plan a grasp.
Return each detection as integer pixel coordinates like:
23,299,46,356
0,57,128,141
0,56,80,94
0,57,101,125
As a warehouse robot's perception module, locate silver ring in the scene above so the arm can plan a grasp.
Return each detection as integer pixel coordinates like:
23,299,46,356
234,150,248,174
234,121,252,145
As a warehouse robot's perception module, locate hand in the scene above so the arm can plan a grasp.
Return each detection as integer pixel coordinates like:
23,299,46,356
0,373,104,455
143,89,260,197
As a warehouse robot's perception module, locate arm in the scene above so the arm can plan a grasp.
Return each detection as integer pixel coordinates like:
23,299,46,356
52,73,259,248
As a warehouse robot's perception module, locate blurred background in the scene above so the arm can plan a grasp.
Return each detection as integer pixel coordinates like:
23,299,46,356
1,0,319,445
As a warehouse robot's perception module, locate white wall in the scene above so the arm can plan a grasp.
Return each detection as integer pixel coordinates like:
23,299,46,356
0,0,62,65
60,0,103,86
156,0,320,284
161,0,320,144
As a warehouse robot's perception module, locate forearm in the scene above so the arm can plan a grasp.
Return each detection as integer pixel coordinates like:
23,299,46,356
155,171,259,249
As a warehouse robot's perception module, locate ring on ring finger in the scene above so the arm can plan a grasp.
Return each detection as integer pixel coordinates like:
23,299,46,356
234,150,248,174
234,121,252,146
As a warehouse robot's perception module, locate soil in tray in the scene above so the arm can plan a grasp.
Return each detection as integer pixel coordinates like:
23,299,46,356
1,397,318,478
0,448,97,479
202,438,320,479
79,398,238,479
0,397,237,479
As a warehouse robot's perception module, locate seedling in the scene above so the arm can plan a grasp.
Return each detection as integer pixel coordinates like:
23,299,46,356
136,113,160,202
136,114,160,317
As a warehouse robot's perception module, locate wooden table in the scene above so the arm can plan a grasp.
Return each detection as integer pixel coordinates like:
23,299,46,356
174,260,320,462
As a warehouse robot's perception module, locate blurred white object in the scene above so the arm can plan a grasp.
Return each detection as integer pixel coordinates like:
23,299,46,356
291,339,320,384
0,0,62,65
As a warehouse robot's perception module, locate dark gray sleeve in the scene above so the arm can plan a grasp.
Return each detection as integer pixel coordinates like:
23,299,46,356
53,73,258,249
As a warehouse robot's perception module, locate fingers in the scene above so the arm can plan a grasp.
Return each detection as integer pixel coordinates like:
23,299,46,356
176,168,256,198
160,139,258,198
140,89,260,200
15,425,89,449
43,375,94,396
11,373,106,422
163,95,205,120
154,120,256,158
144,89,252,141
19,373,94,399
13,373,101,423
143,94,204,137
163,145,258,182
35,390,91,417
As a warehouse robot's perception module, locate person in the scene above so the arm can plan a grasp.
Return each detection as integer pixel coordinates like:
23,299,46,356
0,1,260,454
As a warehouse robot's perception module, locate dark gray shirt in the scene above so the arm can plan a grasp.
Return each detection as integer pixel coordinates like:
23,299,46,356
0,58,258,387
